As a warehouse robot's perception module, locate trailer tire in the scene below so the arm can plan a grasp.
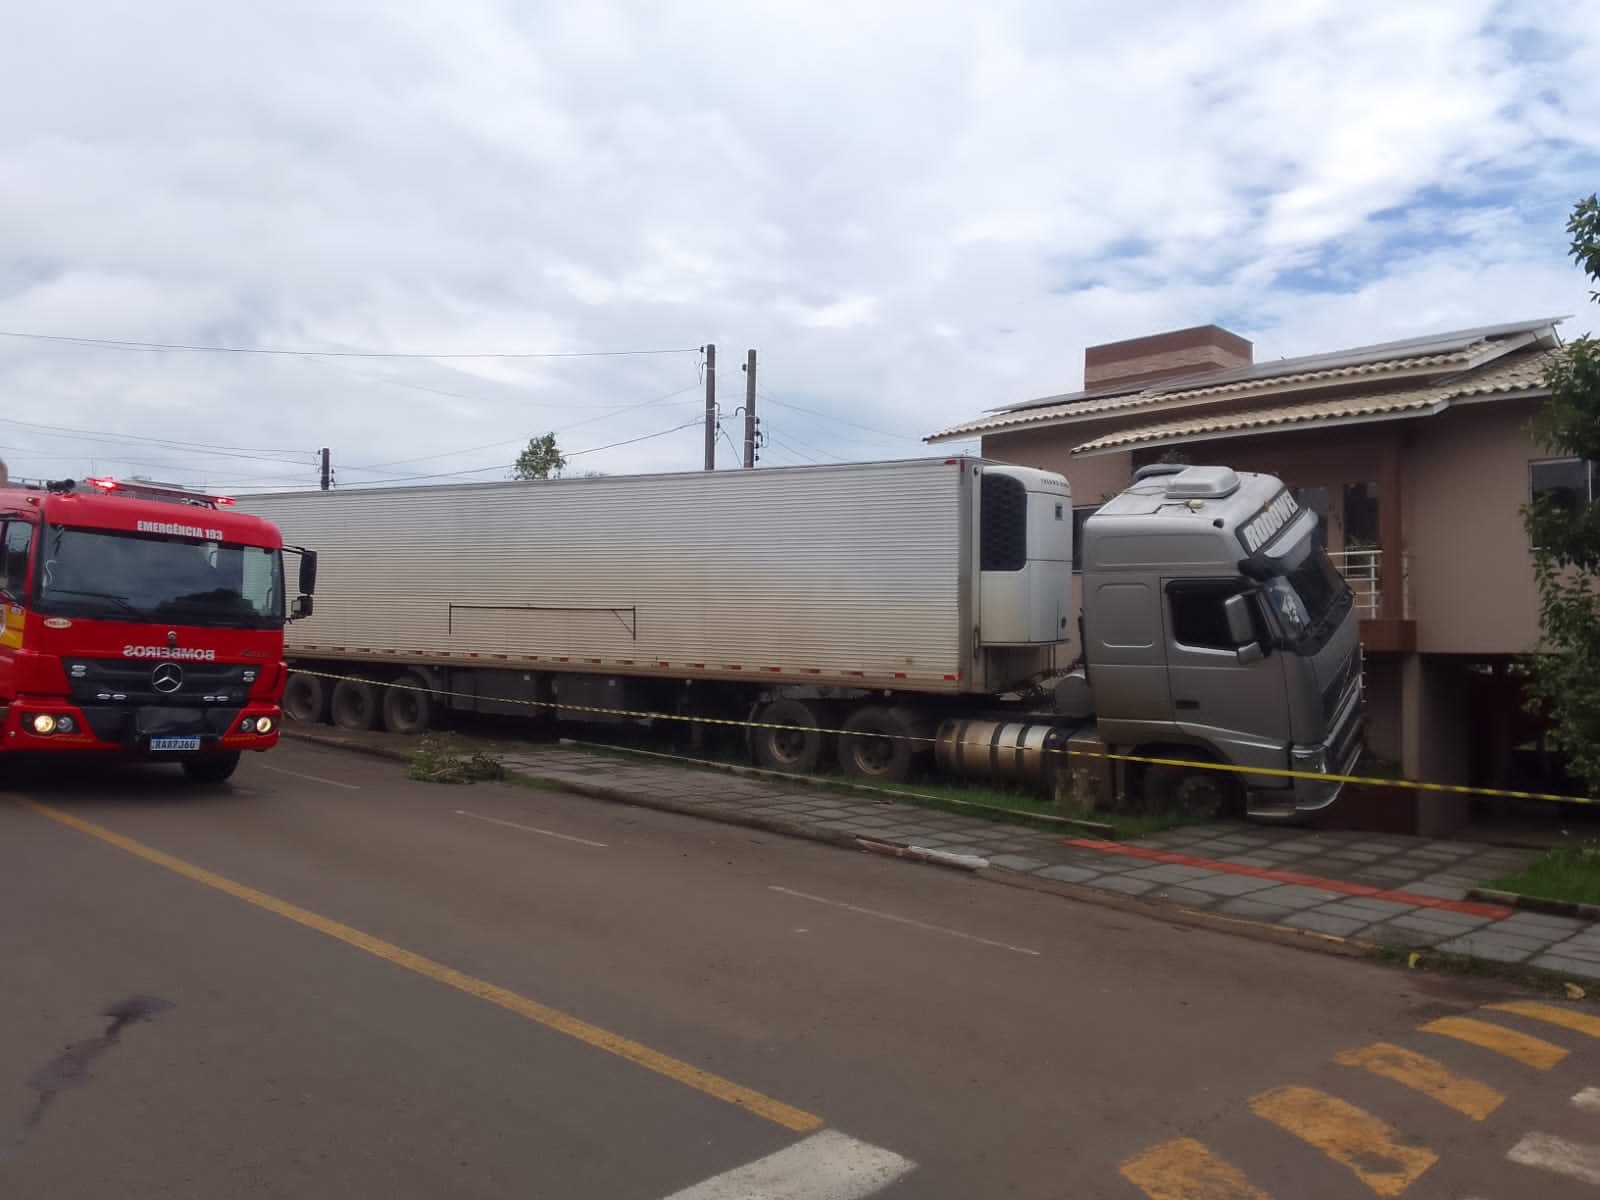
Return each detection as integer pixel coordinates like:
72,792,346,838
382,673,434,734
751,699,832,775
1142,758,1243,818
330,678,381,731
182,752,241,784
838,705,917,784
282,672,328,724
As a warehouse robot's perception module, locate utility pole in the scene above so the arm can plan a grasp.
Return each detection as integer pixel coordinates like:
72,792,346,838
320,447,331,491
703,344,716,471
742,349,757,468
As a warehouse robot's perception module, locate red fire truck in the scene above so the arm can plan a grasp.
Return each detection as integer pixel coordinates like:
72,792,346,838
0,471,316,781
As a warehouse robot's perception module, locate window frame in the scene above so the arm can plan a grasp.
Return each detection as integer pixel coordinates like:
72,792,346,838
1530,457,1597,511
1165,577,1261,654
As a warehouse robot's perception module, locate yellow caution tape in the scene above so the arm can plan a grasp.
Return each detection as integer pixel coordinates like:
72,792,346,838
287,668,1598,808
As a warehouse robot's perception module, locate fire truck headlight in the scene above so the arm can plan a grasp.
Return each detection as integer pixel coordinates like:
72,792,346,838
256,716,275,735
56,716,76,734
239,717,257,733
31,714,57,735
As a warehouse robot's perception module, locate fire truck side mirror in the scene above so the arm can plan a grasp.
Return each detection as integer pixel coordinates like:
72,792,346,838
297,549,318,596
291,595,314,621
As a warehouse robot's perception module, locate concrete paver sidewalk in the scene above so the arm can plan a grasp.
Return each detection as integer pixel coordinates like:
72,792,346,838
296,729,1600,981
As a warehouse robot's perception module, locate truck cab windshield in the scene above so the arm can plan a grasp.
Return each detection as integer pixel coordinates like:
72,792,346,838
1261,541,1351,652
35,525,283,628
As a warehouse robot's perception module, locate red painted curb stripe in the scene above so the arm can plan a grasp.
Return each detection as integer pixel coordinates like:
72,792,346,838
1061,839,1514,919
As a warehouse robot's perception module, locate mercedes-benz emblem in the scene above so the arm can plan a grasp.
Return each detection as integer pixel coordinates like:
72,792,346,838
152,663,184,694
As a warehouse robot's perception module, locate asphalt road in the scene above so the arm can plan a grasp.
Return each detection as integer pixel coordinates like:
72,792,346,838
6,742,1600,1199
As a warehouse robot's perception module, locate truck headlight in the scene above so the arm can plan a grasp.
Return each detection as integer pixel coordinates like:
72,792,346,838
56,716,76,734
256,716,274,735
31,714,56,735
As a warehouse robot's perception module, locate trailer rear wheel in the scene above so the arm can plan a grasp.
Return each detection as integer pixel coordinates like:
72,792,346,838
383,674,434,734
838,706,917,784
282,672,328,724
182,752,241,784
751,699,832,775
330,678,381,731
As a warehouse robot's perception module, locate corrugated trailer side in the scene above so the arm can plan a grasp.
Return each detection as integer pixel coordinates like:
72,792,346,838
244,458,977,693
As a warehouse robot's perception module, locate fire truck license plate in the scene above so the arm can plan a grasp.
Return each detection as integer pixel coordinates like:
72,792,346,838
150,737,202,752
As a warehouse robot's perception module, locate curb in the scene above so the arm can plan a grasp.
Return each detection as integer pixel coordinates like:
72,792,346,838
1468,886,1600,922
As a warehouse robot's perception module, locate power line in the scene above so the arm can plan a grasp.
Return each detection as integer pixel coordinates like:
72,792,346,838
0,329,703,361
756,388,910,443
329,419,703,486
0,414,311,460
340,381,706,473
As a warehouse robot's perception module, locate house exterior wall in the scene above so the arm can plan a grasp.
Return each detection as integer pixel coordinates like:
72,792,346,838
1404,399,1544,655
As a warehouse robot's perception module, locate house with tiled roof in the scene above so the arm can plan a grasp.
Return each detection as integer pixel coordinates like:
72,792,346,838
928,318,1571,833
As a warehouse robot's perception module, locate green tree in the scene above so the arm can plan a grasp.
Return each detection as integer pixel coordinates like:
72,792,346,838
1524,194,1600,789
512,433,567,480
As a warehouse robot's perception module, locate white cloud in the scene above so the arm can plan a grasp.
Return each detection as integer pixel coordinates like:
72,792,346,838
0,0,1595,487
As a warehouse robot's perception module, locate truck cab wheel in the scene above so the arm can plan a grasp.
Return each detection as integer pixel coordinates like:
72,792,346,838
282,672,328,724
751,699,833,775
382,674,434,734
838,706,917,784
330,678,381,731
182,752,241,784
1142,761,1243,818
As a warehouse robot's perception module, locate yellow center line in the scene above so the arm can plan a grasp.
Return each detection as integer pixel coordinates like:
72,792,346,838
1420,1015,1569,1070
1333,1042,1504,1120
17,797,824,1134
1249,1085,1436,1196
1119,1137,1273,1200
1487,1000,1600,1040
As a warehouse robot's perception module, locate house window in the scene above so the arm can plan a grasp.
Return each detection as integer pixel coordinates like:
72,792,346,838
1071,505,1099,572
1530,458,1596,513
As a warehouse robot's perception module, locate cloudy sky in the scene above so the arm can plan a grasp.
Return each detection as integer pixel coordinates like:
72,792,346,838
1,0,1597,491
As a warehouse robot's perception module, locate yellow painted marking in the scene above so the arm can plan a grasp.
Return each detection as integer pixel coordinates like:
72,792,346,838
1421,1015,1569,1070
20,798,823,1134
1333,1042,1503,1120
1248,1085,1436,1196
1489,1000,1600,1040
1118,1137,1272,1200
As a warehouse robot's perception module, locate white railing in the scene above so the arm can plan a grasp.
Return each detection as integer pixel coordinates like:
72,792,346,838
1328,548,1382,619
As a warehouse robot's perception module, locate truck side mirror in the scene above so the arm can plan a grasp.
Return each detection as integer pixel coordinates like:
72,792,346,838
291,595,314,621
1223,593,1263,662
297,549,319,596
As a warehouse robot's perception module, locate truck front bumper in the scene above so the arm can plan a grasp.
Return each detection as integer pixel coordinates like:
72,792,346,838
1,698,283,758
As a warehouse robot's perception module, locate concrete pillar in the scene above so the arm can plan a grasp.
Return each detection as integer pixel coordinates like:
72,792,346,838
1401,653,1470,836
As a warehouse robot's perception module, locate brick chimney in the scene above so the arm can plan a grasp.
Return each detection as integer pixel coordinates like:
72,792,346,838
1084,324,1253,390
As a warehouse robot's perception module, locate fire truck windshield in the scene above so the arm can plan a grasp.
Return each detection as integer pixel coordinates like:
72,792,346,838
35,525,283,628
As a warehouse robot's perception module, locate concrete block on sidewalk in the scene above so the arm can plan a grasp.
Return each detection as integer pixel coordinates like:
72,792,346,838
1283,911,1371,938
1086,875,1160,897
1434,934,1539,963
989,854,1049,873
1121,864,1218,885
1214,896,1296,922
1183,873,1283,897
1035,864,1104,885
1532,954,1600,980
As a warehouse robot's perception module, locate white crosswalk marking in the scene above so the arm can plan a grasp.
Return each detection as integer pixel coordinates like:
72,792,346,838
661,1130,914,1200
1507,1132,1600,1185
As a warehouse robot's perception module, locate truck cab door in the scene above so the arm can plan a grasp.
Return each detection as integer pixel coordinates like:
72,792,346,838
1162,578,1289,772
0,519,35,702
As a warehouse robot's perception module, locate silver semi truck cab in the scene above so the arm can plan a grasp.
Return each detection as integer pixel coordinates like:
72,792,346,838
1080,465,1364,818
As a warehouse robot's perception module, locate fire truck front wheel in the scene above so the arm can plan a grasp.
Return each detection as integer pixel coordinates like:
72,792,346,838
182,752,241,784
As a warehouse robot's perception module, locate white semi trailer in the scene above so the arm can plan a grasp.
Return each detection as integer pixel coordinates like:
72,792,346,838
243,458,1363,818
